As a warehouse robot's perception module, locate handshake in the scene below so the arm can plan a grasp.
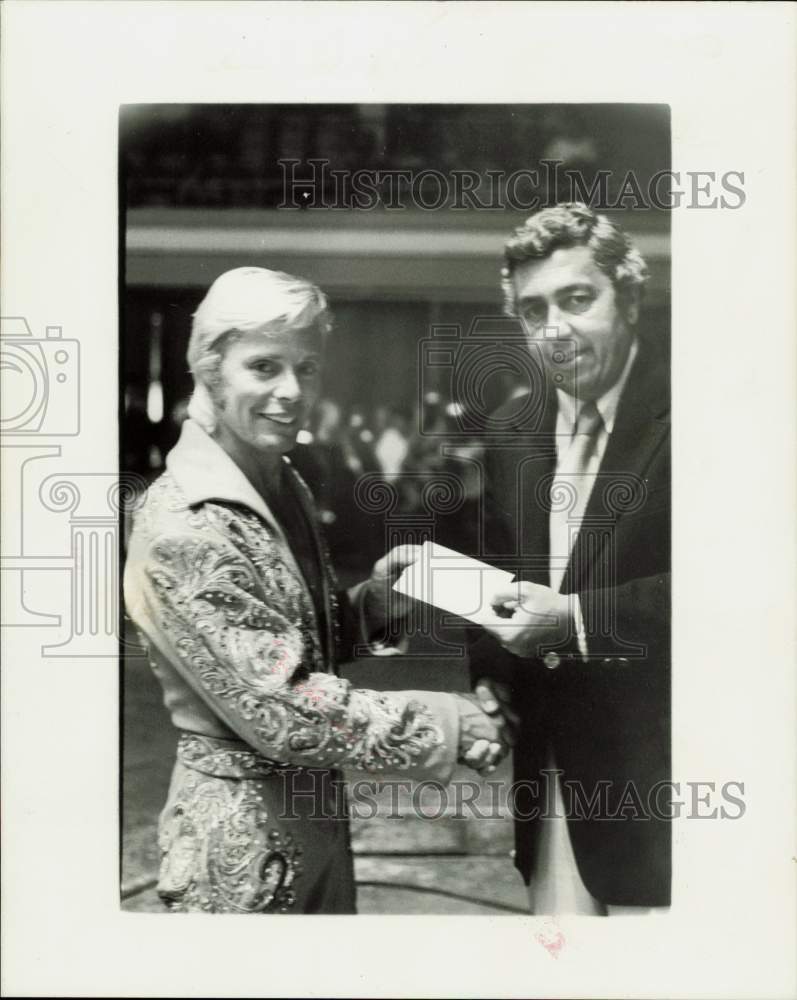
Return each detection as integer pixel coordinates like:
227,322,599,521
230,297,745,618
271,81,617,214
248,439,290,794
454,680,518,776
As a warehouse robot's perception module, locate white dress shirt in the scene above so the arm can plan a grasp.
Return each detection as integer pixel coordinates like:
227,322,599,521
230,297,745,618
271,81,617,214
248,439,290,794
554,340,639,657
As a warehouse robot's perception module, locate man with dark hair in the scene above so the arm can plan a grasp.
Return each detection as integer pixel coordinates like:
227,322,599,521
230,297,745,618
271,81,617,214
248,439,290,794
470,203,670,914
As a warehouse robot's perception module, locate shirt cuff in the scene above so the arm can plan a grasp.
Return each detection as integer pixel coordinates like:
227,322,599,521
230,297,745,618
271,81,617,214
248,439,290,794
573,595,589,662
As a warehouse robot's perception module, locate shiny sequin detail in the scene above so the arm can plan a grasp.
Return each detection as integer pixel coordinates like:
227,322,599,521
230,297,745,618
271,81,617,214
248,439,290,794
178,732,291,779
157,767,301,913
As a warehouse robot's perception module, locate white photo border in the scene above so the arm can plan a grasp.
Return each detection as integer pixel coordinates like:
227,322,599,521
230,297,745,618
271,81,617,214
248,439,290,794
2,2,795,998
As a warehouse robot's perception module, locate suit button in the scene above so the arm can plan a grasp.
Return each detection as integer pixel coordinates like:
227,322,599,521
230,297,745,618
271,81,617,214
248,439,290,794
543,651,561,670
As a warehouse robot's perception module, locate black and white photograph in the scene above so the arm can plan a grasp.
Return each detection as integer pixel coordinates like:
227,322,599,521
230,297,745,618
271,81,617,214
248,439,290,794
119,103,673,918
2,4,795,998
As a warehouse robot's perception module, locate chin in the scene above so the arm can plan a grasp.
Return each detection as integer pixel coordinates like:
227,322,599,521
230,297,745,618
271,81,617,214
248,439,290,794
574,384,602,402
569,367,603,398
253,432,296,454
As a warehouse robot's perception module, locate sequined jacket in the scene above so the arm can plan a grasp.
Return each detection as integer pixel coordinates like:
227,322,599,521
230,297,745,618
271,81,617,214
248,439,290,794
124,419,460,782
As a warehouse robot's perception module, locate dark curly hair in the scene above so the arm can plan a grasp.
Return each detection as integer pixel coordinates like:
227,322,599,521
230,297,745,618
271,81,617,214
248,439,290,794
501,203,649,315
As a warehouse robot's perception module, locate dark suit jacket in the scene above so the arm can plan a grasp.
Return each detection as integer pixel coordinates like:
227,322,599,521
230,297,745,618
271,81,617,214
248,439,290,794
468,337,671,906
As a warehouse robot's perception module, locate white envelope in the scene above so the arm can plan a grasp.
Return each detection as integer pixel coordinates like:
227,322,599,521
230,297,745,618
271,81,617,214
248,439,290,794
393,541,515,626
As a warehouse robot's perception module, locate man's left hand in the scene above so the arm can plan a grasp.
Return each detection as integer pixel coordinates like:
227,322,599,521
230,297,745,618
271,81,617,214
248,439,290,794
484,581,574,658
363,544,421,626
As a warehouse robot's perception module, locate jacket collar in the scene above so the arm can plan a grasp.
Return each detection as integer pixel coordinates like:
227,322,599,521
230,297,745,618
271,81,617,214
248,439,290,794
564,336,669,591
166,418,288,540
166,419,335,665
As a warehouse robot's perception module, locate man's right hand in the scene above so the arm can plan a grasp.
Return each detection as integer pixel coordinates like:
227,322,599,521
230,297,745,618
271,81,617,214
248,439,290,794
455,692,512,775
474,678,519,744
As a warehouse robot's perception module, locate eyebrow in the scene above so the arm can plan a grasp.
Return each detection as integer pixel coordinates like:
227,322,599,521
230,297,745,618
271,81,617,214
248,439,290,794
518,282,596,303
244,350,321,362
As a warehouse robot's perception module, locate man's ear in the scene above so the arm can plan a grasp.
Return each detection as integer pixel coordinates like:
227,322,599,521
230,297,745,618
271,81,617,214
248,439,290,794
621,287,641,326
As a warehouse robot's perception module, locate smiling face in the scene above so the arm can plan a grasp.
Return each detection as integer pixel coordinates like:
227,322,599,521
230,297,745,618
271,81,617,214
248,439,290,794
512,244,639,401
210,325,322,465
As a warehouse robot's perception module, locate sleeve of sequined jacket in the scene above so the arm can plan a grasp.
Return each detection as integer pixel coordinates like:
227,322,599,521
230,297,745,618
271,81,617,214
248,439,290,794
124,524,460,784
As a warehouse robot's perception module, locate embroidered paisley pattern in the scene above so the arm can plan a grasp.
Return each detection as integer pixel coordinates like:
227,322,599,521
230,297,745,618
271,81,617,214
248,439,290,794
129,472,446,773
157,766,301,913
123,436,458,915
177,733,291,779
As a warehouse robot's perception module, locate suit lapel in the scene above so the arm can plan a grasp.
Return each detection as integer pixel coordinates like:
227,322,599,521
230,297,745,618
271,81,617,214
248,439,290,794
563,342,670,593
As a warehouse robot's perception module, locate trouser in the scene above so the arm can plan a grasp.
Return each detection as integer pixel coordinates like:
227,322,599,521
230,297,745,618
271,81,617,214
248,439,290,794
526,749,667,917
